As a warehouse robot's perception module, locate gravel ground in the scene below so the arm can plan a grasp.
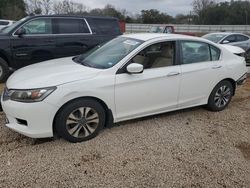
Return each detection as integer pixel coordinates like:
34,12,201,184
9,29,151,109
0,80,250,188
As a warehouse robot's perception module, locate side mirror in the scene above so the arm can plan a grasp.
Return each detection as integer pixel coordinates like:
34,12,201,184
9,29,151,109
126,63,144,74
222,40,230,44
15,28,26,36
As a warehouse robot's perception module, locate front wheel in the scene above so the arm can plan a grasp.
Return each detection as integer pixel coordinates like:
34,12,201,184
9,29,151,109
55,99,106,143
207,80,233,111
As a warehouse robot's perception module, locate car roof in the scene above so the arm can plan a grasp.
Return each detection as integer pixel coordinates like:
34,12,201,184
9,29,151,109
27,15,118,20
123,33,202,42
207,32,246,35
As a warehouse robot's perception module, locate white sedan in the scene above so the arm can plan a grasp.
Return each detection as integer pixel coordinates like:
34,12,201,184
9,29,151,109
0,19,15,30
1,34,247,142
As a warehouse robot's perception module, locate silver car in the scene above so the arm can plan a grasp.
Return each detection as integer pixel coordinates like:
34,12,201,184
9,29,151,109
202,32,250,64
0,19,15,30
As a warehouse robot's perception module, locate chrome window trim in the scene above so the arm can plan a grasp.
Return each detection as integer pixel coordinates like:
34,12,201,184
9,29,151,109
12,17,92,37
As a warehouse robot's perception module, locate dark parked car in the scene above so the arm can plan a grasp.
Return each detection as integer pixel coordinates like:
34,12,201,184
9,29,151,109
0,15,122,82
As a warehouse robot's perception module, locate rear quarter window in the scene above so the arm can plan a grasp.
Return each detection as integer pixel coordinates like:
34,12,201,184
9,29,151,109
87,18,121,35
210,45,221,61
236,35,249,42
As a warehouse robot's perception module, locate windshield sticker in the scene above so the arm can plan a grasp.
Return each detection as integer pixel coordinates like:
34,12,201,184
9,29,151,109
123,40,140,46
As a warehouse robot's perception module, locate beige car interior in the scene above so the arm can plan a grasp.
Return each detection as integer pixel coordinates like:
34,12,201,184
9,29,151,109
132,42,174,69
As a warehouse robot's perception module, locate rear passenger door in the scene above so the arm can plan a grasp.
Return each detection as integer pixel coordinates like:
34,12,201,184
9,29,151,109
86,18,121,45
178,41,222,108
53,17,92,58
222,34,250,51
221,34,237,44
233,34,250,50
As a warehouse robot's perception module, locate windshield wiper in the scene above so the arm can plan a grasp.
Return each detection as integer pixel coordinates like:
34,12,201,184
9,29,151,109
72,56,106,69
81,60,94,68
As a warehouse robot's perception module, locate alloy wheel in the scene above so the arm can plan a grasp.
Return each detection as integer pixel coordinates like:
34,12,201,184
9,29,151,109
214,85,231,108
66,107,99,138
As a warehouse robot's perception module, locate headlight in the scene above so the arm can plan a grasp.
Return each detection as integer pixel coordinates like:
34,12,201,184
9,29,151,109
5,87,56,102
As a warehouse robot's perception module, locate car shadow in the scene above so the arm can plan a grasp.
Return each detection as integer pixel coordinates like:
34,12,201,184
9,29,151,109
109,105,205,128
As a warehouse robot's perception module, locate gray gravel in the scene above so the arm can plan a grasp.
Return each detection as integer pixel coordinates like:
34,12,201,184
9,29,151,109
0,80,250,188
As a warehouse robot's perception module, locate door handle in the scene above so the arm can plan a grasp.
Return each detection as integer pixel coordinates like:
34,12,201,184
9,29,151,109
167,72,180,77
212,65,222,69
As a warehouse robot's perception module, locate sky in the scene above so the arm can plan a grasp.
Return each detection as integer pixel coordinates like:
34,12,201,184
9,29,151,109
73,0,231,16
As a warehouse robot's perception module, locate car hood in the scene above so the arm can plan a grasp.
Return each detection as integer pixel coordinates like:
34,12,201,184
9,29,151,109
221,44,245,54
7,57,102,89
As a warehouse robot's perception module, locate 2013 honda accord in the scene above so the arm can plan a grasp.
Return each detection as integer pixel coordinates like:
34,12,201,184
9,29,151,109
1,33,247,142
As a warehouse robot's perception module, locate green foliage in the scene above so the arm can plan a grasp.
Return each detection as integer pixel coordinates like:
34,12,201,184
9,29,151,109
140,9,173,24
89,4,126,20
0,0,26,20
194,0,250,25
2,0,249,25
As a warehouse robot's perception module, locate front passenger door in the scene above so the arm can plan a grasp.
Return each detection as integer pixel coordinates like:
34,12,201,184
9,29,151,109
11,18,55,68
115,41,181,121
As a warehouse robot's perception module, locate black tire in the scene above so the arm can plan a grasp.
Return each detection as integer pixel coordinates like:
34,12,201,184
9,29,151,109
55,99,106,143
207,80,233,112
0,57,10,83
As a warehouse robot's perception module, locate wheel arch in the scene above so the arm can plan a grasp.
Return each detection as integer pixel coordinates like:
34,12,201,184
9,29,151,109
222,78,236,96
52,96,114,137
208,77,236,103
0,50,10,66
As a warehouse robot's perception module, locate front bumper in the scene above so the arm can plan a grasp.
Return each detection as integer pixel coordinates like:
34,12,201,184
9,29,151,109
1,98,58,138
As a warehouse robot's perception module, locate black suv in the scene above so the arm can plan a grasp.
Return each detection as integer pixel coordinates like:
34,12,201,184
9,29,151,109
0,15,121,82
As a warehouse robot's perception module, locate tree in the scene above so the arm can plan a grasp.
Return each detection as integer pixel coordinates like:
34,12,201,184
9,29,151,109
24,0,42,15
141,9,173,24
53,0,87,15
102,4,125,20
0,0,26,20
174,14,194,24
40,0,52,15
192,0,215,24
192,0,250,25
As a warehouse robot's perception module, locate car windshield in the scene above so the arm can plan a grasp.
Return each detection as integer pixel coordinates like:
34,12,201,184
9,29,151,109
202,33,227,43
74,37,143,69
1,17,28,33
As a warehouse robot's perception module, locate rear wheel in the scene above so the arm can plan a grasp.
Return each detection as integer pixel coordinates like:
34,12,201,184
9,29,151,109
207,80,233,111
0,57,9,83
55,99,106,143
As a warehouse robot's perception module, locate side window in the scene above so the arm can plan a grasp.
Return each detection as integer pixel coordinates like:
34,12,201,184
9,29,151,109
91,19,120,35
20,19,52,35
236,35,249,42
223,35,236,43
54,18,90,34
210,45,221,61
132,41,175,69
181,41,210,64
